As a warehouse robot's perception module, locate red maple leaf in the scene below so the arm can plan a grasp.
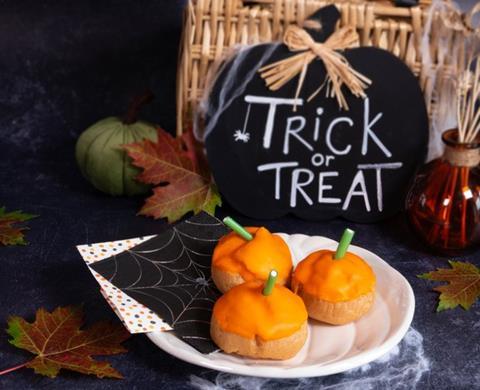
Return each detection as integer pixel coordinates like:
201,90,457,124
123,128,221,222
3,306,130,379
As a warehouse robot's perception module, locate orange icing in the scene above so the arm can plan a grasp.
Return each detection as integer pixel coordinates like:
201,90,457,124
292,250,376,302
212,227,292,284
213,281,308,340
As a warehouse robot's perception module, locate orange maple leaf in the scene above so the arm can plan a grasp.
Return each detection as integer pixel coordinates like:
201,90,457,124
0,207,37,246
419,261,480,312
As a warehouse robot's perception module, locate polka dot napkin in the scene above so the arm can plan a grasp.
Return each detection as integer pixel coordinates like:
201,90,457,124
76,236,172,334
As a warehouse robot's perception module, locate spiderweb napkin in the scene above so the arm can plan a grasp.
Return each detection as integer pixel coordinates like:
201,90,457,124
78,212,228,354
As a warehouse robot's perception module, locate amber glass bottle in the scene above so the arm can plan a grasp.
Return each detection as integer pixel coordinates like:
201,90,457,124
406,129,480,254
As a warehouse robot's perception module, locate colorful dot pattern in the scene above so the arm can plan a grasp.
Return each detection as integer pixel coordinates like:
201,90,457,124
76,236,172,334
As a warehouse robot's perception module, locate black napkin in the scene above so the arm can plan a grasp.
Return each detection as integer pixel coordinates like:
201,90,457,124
90,212,229,354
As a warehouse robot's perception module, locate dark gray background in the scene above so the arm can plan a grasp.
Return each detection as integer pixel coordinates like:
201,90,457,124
0,1,478,389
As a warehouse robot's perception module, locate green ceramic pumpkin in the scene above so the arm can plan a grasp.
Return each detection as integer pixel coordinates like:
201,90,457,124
75,116,157,196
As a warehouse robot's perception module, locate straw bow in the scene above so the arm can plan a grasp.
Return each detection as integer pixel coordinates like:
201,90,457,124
258,24,372,111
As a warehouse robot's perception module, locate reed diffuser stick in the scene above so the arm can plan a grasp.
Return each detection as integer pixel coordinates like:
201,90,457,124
457,57,480,144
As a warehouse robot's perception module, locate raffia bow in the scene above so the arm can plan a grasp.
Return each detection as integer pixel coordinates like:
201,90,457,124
258,24,372,111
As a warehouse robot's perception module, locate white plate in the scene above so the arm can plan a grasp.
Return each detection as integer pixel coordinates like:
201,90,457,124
147,233,415,378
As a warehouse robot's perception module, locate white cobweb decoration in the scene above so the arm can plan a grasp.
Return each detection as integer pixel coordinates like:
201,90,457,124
194,42,280,144
189,327,430,390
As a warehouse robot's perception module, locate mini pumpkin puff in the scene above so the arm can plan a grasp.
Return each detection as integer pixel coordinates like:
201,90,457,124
292,229,376,325
211,217,292,293
211,270,308,360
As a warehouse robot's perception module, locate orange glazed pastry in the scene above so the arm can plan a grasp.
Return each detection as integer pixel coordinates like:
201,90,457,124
210,280,308,359
212,227,292,293
292,250,376,325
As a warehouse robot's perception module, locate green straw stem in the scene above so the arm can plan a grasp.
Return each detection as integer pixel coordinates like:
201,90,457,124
222,217,253,241
262,270,278,296
334,228,355,260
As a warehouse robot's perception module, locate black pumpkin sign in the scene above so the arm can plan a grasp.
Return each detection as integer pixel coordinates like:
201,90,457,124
203,5,428,222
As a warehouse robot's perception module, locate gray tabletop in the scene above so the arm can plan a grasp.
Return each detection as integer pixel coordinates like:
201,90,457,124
0,1,478,389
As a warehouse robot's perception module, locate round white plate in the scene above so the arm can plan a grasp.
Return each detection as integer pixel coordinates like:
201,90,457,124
147,233,415,378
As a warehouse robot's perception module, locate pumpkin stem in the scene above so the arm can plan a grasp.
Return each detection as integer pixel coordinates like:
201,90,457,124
123,90,155,125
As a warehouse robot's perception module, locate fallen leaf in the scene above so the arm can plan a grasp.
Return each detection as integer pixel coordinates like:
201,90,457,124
124,128,194,186
141,176,221,223
6,306,130,378
419,261,480,312
124,128,221,222
0,206,37,246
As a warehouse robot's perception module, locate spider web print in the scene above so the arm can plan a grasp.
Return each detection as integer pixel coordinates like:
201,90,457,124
90,212,229,353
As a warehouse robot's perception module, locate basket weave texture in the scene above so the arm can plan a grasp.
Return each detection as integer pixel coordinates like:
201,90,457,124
177,0,464,134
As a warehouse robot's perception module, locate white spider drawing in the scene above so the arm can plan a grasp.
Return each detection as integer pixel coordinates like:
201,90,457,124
233,103,252,143
233,129,250,143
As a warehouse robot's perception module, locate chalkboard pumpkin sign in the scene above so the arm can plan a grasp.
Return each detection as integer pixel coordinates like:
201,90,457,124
203,5,428,222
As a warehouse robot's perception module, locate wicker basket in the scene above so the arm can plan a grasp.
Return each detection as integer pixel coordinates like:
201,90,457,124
176,0,467,134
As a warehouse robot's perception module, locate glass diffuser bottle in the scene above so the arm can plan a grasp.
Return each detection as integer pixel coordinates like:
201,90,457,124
406,129,480,254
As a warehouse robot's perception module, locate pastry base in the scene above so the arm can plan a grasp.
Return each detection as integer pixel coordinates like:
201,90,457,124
298,289,375,325
210,317,307,360
211,267,246,293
